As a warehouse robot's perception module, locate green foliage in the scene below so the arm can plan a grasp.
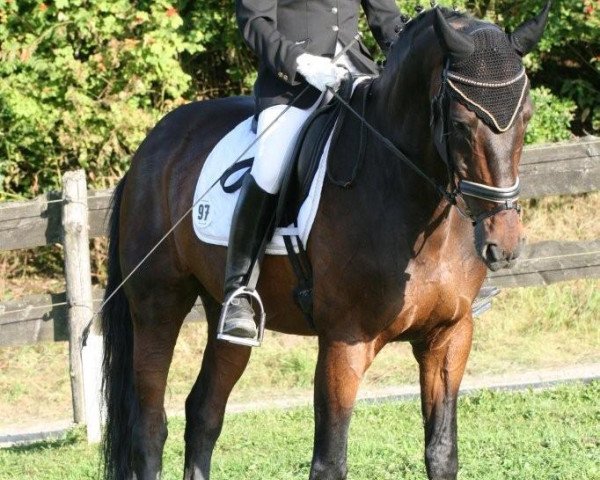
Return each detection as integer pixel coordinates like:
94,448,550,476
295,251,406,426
0,0,250,199
0,0,596,199
0,0,200,196
0,383,598,479
526,87,576,144
493,0,599,135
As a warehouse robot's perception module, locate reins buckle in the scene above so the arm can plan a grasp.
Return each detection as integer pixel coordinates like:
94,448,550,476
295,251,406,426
217,287,266,347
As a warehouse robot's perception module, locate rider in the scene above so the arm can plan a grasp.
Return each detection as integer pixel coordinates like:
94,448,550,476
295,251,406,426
221,0,403,342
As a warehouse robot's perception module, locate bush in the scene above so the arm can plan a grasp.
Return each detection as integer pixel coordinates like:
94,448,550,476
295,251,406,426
526,87,576,144
0,0,251,199
0,0,201,197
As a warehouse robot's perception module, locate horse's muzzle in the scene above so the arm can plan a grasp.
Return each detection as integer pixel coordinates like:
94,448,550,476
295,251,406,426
481,240,523,271
475,209,524,271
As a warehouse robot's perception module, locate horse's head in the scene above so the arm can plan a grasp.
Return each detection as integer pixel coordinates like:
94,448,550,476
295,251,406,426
428,4,550,271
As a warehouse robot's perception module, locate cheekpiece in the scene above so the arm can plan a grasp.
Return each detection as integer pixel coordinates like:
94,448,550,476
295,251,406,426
446,26,529,133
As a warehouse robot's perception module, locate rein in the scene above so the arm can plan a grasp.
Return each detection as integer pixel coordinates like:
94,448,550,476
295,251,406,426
330,64,522,226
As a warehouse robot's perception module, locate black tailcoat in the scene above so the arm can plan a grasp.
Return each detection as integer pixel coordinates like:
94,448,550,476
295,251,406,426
236,0,402,112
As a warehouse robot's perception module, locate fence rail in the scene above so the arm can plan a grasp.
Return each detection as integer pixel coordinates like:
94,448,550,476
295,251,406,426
0,189,112,251
2,236,599,349
2,137,599,252
1,136,599,441
0,292,205,348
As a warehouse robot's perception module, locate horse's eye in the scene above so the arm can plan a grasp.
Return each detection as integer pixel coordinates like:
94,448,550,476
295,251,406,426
451,119,472,138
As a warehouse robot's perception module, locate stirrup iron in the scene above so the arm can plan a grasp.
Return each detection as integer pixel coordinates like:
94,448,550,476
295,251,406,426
217,286,266,347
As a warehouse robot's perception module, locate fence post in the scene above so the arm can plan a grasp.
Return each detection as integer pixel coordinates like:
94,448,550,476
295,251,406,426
62,170,94,427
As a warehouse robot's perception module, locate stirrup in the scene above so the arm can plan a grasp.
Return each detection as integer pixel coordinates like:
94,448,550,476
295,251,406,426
217,286,266,347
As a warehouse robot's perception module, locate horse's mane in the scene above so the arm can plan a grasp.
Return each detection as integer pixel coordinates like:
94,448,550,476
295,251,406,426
384,7,473,73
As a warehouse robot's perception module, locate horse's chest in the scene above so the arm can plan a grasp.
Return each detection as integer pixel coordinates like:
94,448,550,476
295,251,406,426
391,249,480,334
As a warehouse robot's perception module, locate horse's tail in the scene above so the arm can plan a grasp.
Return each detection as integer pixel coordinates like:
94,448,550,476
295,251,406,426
101,174,137,480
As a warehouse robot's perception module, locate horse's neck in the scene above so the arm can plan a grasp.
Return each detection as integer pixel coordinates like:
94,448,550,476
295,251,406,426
365,65,447,211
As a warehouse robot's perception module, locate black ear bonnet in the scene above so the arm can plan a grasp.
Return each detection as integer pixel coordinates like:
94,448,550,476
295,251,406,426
446,25,529,132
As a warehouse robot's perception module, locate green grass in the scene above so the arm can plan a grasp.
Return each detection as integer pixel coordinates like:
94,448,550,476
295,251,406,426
0,382,598,479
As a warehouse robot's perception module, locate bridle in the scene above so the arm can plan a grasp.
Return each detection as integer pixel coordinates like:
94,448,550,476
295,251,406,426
331,68,524,226
431,59,523,225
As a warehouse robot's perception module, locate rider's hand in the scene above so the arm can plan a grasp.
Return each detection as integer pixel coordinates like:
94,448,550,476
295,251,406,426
296,53,348,92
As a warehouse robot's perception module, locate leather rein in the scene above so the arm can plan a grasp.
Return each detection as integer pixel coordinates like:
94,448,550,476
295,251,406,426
331,63,522,226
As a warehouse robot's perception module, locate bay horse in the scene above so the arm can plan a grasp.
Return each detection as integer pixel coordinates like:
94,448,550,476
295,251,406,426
101,5,550,480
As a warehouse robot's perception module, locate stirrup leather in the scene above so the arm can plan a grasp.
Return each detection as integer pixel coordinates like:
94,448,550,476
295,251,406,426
217,286,266,347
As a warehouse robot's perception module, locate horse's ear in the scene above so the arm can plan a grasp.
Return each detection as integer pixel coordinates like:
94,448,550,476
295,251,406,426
508,2,551,56
433,8,474,61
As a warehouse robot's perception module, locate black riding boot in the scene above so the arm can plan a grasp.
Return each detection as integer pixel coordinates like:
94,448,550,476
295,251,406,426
221,174,277,339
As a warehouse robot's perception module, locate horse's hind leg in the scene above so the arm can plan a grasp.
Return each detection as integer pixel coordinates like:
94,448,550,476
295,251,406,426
412,316,473,480
183,294,252,480
310,338,376,480
130,283,198,479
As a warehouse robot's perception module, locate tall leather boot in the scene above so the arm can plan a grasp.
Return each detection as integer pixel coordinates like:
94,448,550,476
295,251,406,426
221,174,277,339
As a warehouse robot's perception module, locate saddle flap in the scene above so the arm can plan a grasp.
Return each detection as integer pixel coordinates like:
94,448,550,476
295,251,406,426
276,79,355,228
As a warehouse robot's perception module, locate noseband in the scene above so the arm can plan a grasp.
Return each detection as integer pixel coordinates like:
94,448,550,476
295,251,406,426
432,60,523,226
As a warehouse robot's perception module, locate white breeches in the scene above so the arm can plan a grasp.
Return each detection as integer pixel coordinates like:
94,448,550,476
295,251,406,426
250,98,322,194
251,43,359,194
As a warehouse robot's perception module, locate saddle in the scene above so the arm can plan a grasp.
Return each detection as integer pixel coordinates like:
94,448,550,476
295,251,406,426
218,78,358,325
218,78,356,224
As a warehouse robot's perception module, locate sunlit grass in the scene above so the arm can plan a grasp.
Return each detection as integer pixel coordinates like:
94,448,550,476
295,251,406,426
1,383,598,480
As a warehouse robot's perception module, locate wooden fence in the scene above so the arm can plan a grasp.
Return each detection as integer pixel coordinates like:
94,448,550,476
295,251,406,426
1,136,599,442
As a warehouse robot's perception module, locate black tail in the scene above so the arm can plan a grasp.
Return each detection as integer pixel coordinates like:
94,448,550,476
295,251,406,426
101,175,138,480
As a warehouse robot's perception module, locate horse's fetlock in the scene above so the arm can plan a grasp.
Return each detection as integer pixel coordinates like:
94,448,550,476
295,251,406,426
425,445,458,480
310,459,348,480
426,468,457,480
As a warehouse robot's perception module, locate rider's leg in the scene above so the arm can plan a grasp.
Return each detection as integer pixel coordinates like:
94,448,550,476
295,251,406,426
221,101,320,339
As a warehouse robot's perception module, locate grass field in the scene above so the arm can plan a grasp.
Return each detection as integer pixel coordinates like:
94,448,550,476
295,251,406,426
1,194,599,429
0,382,598,480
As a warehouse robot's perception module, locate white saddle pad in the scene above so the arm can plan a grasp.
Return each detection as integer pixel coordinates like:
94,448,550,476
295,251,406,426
192,116,332,255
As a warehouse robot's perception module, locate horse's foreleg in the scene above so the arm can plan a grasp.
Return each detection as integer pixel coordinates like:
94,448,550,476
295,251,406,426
310,338,375,480
412,316,473,480
183,296,251,480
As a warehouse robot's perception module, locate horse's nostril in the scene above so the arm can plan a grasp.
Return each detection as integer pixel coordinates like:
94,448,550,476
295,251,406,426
484,243,502,263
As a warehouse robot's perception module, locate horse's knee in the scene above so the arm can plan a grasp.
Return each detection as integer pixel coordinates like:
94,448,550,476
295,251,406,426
310,459,348,480
425,443,458,480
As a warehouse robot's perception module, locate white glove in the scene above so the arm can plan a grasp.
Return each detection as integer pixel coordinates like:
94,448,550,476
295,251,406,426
296,53,348,92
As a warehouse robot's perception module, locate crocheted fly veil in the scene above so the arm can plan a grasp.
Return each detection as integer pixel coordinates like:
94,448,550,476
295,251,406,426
446,26,529,133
